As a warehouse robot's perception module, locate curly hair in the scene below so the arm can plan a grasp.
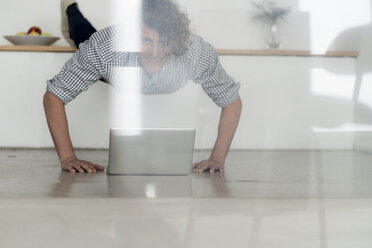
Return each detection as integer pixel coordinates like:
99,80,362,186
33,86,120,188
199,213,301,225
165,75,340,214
142,0,191,56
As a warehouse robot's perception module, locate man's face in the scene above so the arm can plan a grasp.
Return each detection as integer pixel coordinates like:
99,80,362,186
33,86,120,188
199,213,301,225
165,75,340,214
139,23,171,66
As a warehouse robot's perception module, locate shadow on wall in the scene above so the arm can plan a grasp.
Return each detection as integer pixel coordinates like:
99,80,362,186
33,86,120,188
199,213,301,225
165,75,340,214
271,0,372,150
326,0,372,151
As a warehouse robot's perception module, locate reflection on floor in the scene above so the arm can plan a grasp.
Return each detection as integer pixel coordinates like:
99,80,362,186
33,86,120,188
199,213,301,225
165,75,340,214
0,149,372,248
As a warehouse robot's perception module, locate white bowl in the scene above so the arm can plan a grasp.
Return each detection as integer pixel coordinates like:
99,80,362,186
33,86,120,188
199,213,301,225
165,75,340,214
4,35,60,46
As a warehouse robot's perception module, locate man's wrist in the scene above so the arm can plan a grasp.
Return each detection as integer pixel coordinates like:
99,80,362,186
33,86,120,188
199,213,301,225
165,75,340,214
210,144,228,163
60,154,76,164
209,153,226,165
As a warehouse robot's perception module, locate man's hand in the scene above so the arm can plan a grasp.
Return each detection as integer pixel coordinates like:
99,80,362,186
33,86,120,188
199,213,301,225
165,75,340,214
61,155,105,173
192,97,241,174
192,158,224,173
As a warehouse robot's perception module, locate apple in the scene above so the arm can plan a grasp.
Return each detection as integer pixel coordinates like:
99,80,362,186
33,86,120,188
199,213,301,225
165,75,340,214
16,32,27,35
29,31,40,36
27,26,42,35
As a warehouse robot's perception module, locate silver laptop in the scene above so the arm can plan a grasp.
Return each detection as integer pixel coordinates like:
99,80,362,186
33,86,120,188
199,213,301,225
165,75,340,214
107,128,195,175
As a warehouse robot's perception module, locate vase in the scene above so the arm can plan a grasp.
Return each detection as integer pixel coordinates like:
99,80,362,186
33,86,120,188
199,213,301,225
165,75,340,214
263,23,281,49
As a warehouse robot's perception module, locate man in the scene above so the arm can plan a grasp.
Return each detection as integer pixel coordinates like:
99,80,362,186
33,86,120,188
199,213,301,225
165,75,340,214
43,0,242,173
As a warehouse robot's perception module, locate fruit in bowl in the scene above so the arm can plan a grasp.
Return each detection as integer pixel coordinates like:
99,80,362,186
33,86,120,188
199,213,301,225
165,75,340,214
15,26,49,36
4,26,60,46
28,31,40,36
27,26,42,35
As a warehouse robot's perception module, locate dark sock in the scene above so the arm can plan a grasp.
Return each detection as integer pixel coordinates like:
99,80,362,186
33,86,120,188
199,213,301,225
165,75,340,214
66,3,79,16
66,3,97,47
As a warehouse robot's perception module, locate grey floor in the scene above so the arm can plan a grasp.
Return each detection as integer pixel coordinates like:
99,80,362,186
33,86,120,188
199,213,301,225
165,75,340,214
1,149,372,248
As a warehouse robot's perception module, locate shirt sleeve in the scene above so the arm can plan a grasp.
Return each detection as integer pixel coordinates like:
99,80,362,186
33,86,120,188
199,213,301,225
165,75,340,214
189,34,241,107
46,37,104,104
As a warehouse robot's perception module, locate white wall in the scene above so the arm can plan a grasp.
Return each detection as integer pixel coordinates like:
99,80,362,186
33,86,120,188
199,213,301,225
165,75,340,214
0,0,365,150
350,20,372,152
0,52,356,150
2,0,369,50
317,0,372,152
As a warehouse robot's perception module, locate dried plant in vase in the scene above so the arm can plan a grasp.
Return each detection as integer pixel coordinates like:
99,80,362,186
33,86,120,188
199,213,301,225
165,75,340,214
250,1,291,49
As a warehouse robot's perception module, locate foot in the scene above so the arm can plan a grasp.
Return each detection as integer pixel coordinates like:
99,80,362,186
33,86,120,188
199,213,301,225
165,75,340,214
61,0,77,47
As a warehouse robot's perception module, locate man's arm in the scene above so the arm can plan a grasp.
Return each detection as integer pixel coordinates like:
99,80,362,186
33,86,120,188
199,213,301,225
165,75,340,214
193,96,242,173
43,91,104,173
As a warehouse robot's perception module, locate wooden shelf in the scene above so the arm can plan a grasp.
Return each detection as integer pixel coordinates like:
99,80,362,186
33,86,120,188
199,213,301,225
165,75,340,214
0,45,359,57
218,49,359,57
0,45,77,53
